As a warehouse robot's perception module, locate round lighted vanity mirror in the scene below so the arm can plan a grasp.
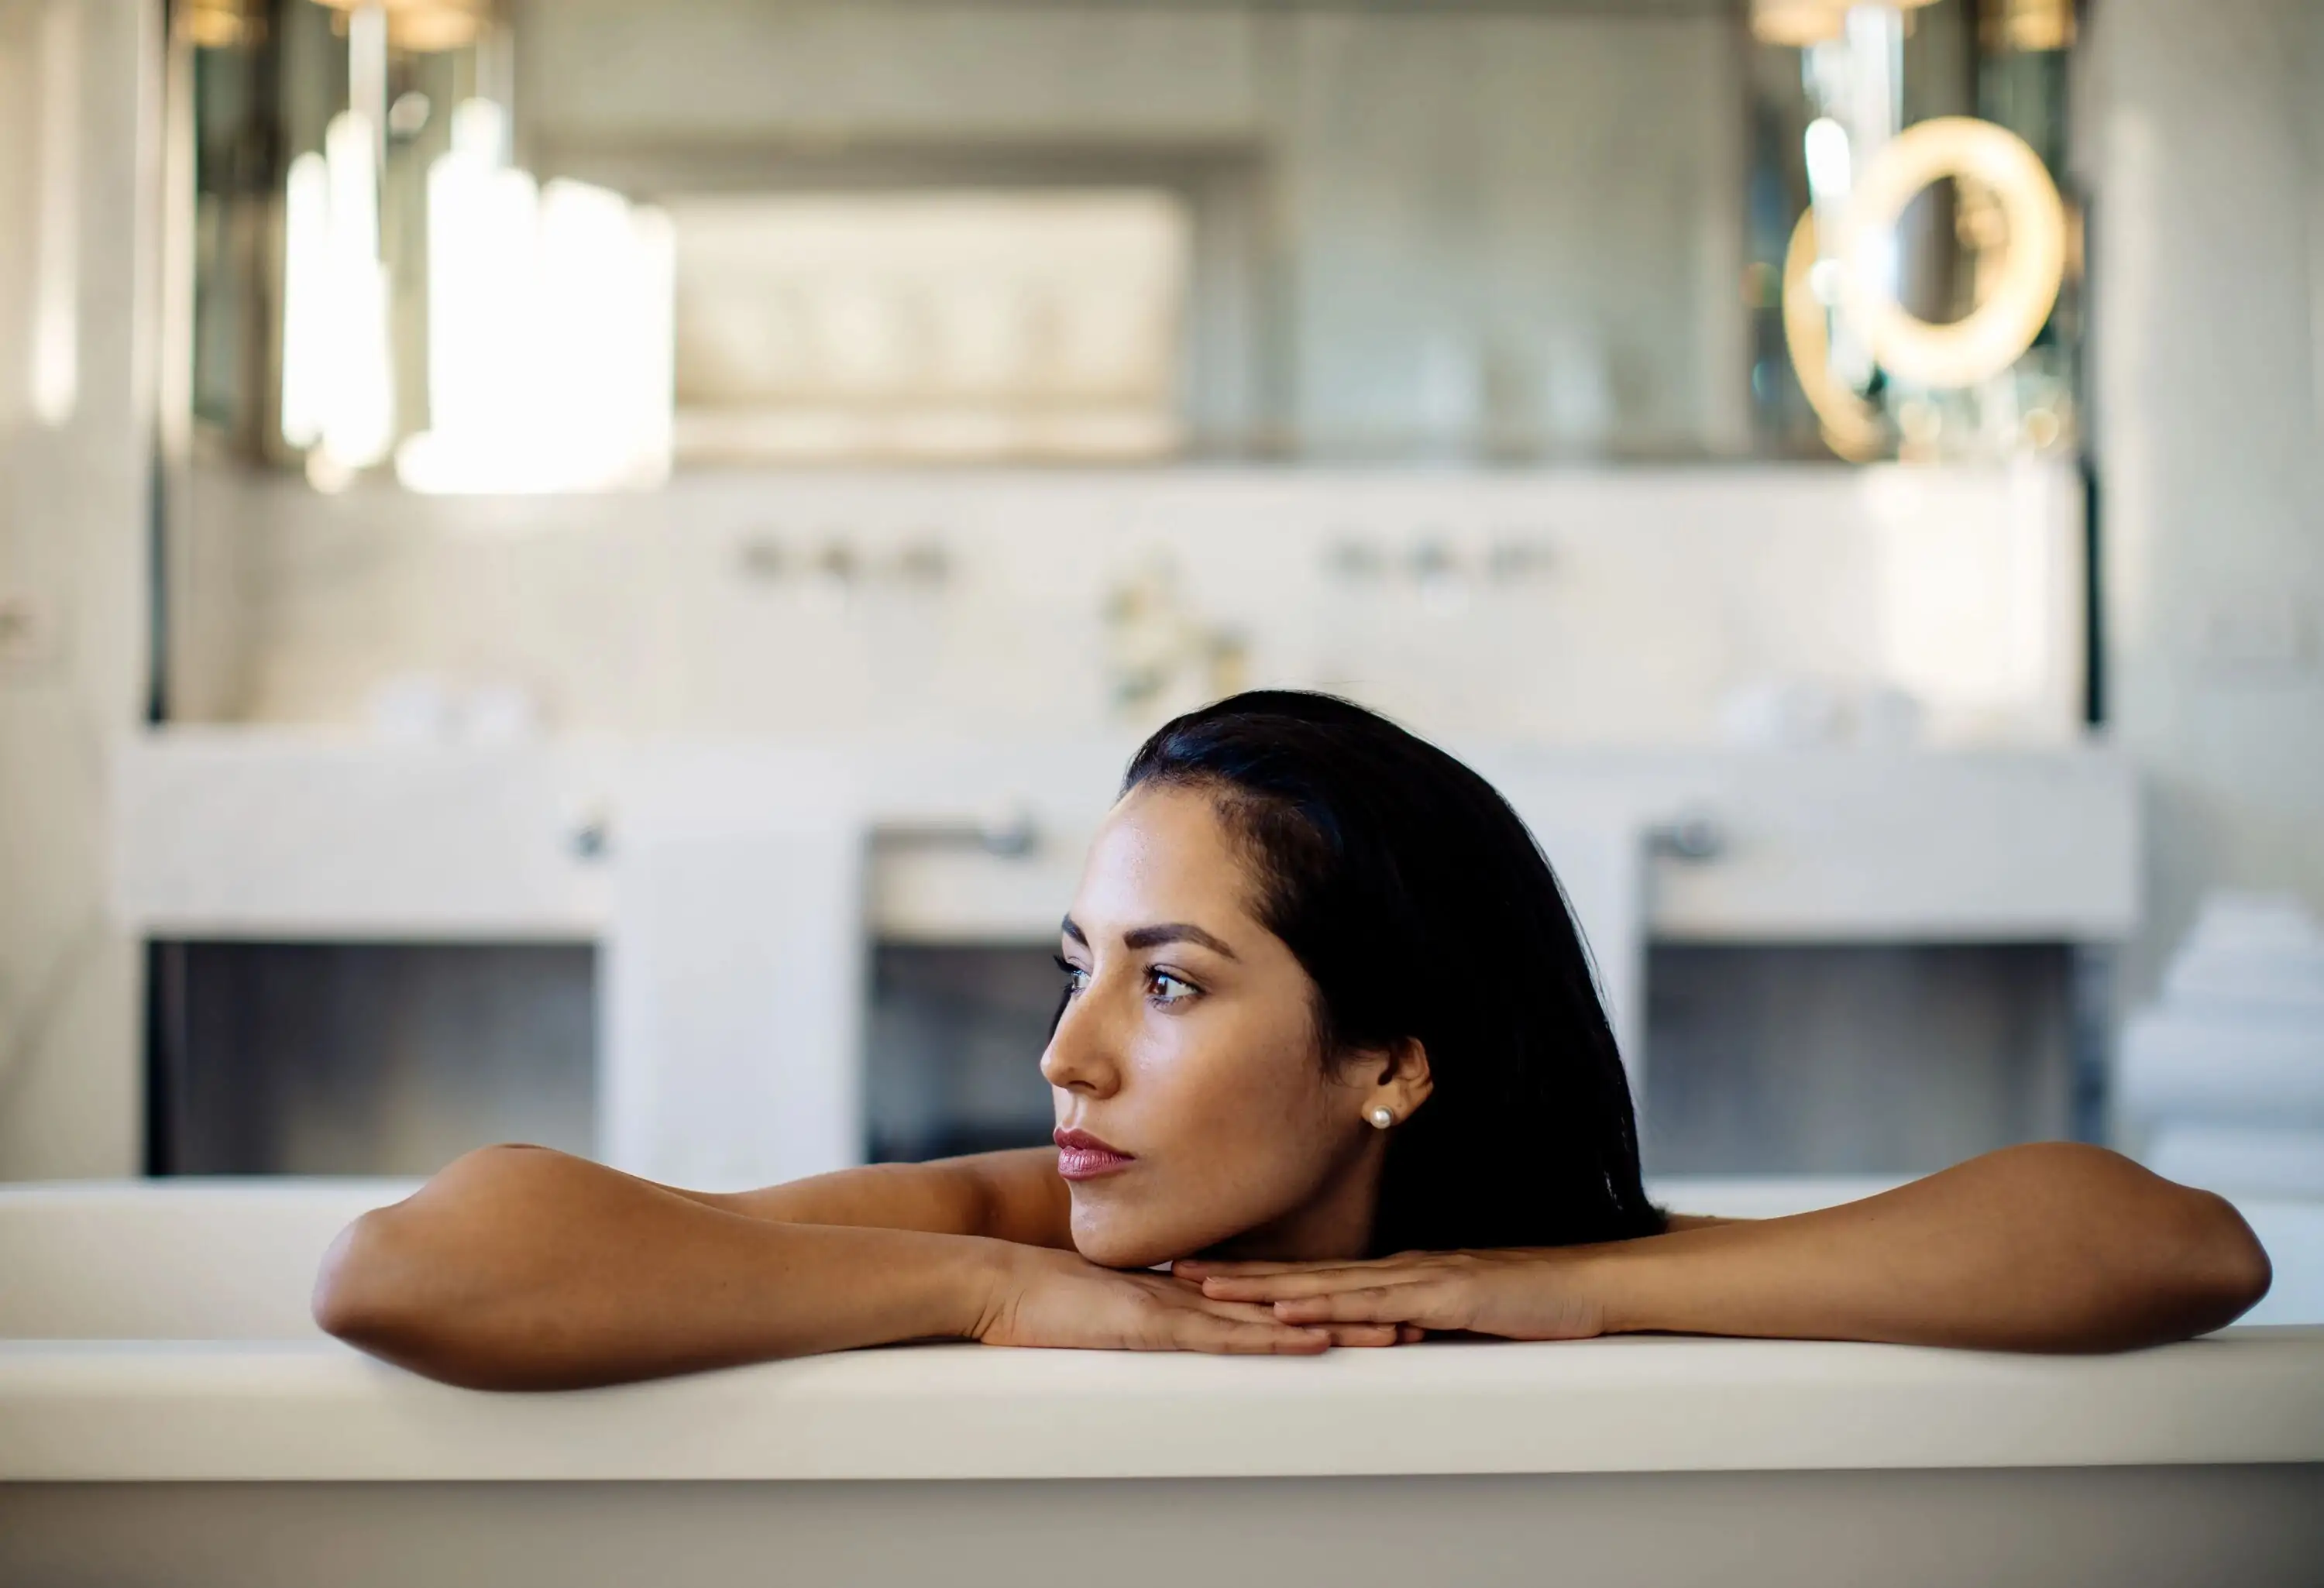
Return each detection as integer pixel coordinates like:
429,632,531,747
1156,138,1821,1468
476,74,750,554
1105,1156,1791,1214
1837,116,2069,391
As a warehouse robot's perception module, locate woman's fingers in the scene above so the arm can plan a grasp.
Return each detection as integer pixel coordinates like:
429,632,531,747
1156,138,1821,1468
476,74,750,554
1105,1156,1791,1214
1268,1284,1464,1329
1126,1276,1342,1353
1175,1258,1391,1279
1321,1323,1405,1347
1184,1298,1403,1346
1164,1311,1331,1355
1125,1280,1420,1353
1177,1301,1404,1349
1187,1294,1302,1328
1198,1266,1436,1302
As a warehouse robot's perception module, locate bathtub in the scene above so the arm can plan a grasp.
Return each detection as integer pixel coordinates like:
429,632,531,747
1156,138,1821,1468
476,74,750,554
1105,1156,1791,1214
4,1177,2321,1588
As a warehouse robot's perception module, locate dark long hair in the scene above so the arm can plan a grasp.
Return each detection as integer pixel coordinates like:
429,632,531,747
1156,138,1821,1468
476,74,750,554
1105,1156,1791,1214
1123,690,1662,1253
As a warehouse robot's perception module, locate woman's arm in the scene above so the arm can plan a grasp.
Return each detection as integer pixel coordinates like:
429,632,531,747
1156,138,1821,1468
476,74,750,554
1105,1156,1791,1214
313,1144,1326,1389
672,1143,1075,1247
311,1146,1019,1387
1599,1143,2271,1349
1188,1143,2274,1353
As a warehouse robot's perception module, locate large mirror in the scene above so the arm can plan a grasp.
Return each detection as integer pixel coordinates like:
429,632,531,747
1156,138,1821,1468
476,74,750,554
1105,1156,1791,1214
178,0,2078,483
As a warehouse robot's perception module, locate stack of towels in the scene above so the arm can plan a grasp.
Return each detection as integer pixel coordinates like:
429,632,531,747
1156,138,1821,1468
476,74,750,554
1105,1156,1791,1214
2120,893,2324,1198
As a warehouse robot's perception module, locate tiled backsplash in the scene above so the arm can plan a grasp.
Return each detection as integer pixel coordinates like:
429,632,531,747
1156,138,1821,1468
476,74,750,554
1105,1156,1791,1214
172,464,2085,748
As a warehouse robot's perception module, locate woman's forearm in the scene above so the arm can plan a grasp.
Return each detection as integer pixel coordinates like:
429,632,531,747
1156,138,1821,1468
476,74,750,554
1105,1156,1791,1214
1592,1143,2272,1353
312,1146,1006,1388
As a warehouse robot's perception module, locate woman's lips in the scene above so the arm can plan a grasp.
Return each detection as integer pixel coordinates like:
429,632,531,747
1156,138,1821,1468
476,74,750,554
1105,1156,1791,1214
1054,1127,1135,1181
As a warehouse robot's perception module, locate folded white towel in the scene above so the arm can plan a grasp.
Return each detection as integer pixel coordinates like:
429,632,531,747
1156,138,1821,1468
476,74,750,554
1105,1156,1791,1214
2119,1011,2324,1124
600,747,865,1190
2119,892,2324,1129
2160,892,2324,1013
2145,1124,2324,1200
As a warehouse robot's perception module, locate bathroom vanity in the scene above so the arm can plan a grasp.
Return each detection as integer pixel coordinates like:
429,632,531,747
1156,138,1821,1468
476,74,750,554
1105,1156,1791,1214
102,460,2129,1185
112,731,2139,1186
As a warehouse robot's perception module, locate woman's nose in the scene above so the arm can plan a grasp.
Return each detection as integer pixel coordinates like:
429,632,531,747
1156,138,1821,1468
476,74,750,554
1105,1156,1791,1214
1040,984,1123,1097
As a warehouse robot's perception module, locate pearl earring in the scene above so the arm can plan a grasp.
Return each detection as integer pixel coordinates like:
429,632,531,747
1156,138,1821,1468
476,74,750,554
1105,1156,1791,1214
1367,1105,1395,1129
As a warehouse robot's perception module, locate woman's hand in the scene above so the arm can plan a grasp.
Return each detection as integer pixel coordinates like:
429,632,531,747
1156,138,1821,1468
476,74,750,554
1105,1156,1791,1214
1175,1248,1610,1342
1181,1146,2274,1356
971,1243,1410,1354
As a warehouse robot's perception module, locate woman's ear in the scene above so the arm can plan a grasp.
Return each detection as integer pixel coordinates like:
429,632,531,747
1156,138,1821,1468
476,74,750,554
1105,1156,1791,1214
1391,1036,1433,1112
1356,1036,1432,1123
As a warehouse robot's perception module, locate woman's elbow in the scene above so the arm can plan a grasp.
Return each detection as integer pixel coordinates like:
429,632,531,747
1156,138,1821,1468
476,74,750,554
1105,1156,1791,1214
2176,1189,2272,1332
311,1145,562,1385
312,1205,423,1348
1999,1144,2271,1346
2112,1181,2274,1346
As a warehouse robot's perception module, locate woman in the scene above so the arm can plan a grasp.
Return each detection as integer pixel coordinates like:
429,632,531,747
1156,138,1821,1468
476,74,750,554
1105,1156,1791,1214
314,692,2271,1389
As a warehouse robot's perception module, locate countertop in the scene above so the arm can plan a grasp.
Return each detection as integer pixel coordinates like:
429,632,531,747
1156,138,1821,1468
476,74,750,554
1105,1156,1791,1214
112,730,2140,945
6,1328,2319,1483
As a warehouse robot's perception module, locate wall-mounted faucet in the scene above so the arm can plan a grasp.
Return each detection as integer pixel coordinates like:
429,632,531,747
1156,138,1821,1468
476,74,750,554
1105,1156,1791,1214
877,803,1040,859
734,531,952,595
1323,531,1556,592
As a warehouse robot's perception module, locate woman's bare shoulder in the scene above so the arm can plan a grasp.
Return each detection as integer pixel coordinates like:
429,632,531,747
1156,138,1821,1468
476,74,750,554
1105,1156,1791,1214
682,1146,1074,1249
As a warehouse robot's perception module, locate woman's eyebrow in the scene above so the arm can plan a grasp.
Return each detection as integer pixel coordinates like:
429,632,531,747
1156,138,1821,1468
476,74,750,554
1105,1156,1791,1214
1121,923,1239,960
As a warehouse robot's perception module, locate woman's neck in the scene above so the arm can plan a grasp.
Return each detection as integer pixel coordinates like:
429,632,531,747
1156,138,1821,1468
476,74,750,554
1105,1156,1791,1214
1198,1137,1385,1263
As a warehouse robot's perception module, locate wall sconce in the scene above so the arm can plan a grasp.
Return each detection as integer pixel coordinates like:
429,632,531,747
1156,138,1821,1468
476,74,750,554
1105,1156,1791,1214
1749,0,1939,49
308,0,487,54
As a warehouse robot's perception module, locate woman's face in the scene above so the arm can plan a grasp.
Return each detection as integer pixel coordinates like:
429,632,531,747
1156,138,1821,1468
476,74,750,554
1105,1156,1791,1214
1043,781,1394,1269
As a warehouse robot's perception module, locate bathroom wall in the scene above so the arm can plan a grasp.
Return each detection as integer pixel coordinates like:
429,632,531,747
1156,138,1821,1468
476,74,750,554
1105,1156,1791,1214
0,0,152,1178
172,462,2088,751
2089,0,2324,1003
11,0,2321,1183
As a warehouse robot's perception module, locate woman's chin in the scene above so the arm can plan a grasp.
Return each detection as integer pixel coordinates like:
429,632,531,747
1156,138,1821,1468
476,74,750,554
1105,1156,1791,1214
1069,1203,1196,1271
1070,1226,1171,1270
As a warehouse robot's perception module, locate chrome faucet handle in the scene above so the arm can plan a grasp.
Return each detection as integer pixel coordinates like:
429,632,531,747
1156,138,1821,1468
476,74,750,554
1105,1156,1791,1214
1645,813,1724,863
877,803,1039,858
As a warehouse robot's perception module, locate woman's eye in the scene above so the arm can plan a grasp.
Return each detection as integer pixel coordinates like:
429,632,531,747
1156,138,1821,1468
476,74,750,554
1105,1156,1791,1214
1054,956,1090,995
1147,969,1198,1004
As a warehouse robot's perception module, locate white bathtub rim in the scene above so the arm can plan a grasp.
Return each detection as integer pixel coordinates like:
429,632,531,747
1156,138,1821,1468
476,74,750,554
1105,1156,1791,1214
9,1177,2322,1485
4,1328,2320,1483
